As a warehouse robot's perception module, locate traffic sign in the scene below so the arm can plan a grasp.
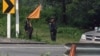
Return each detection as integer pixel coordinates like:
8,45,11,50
3,0,15,14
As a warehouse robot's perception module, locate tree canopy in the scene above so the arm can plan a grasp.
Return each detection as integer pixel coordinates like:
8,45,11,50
0,0,100,29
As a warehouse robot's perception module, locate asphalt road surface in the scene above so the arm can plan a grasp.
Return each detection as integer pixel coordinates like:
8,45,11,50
0,44,66,56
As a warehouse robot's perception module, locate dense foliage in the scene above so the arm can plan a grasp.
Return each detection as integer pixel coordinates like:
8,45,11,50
41,0,100,29
19,0,100,29
1,0,100,29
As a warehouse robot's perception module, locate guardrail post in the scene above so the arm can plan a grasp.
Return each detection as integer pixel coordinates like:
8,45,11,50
69,44,76,56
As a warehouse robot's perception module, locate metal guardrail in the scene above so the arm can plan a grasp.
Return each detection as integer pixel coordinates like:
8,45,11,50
64,43,100,56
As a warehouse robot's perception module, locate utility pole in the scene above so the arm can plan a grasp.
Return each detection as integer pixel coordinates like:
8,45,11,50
16,0,19,38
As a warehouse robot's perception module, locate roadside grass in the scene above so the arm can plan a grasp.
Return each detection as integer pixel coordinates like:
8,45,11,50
19,23,85,44
0,17,85,44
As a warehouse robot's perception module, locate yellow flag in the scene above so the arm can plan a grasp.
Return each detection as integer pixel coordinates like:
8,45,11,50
27,4,41,19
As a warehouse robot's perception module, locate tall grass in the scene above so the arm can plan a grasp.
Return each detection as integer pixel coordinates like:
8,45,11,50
0,14,85,44
19,21,85,44
0,16,85,44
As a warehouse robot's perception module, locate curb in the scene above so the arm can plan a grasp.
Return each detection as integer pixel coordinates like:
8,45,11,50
0,38,47,44
0,42,47,44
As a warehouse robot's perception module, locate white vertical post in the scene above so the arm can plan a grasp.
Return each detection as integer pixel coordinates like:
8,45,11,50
16,0,19,38
7,14,11,38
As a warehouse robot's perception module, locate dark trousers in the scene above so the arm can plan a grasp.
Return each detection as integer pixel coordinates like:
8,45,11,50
26,31,32,40
50,31,57,41
27,28,33,40
28,31,32,39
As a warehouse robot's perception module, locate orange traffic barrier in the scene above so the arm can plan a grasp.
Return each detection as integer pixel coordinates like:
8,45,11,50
69,44,76,56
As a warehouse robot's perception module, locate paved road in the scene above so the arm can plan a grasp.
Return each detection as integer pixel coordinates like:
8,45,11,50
0,44,66,56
